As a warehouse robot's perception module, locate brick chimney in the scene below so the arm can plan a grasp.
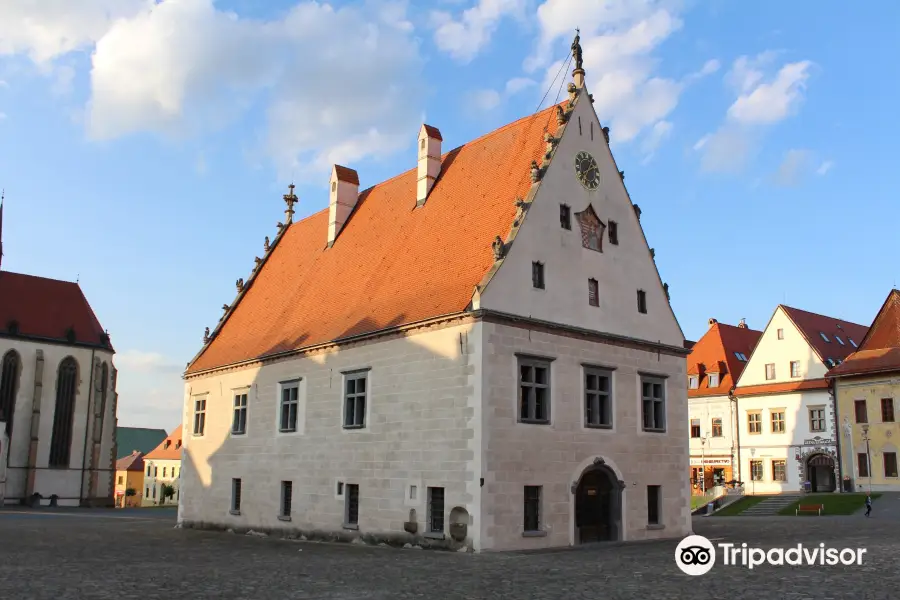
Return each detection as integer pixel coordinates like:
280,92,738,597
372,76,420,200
328,165,360,247
417,124,442,207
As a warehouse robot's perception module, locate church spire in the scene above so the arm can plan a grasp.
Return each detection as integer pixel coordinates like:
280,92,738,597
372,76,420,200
571,29,585,89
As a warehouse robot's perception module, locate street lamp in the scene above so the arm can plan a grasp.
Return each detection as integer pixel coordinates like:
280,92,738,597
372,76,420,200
700,436,708,494
862,425,872,495
750,448,756,496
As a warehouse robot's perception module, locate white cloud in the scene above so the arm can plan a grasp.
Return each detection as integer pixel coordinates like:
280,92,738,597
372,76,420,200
115,349,183,373
816,160,834,176
505,77,536,95
684,58,720,83
727,60,813,124
431,0,526,63
3,0,425,182
773,148,810,187
640,119,672,163
468,89,502,111
692,134,710,151
698,126,755,173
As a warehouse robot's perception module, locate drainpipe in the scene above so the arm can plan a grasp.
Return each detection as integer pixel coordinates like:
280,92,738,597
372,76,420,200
729,389,741,485
829,378,844,493
79,349,96,506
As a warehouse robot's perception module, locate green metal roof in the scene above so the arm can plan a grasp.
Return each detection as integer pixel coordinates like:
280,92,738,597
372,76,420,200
115,427,168,459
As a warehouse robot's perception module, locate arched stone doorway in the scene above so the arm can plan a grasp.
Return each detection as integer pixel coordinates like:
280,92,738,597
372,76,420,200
807,453,836,492
573,460,623,543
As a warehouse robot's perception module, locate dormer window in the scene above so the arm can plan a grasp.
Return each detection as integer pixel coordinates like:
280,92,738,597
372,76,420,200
734,352,748,362
164,440,170,449
708,373,719,387
820,332,830,342
176,440,182,449
835,336,845,346
688,376,699,389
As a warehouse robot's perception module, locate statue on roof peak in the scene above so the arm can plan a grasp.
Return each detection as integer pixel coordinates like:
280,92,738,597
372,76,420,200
571,29,583,72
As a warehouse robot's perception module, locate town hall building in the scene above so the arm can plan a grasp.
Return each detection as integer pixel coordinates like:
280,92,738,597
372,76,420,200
0,202,118,506
177,36,693,551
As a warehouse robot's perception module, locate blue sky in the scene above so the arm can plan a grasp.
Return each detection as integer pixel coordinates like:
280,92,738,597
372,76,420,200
1,0,898,429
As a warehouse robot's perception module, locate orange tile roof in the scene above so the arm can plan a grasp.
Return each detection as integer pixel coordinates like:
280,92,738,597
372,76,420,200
188,103,565,374
734,378,829,397
0,271,111,349
144,425,183,460
780,305,868,364
828,289,900,378
687,321,762,398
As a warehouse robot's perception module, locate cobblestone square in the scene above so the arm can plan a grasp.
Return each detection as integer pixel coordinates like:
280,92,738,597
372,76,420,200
2,507,898,599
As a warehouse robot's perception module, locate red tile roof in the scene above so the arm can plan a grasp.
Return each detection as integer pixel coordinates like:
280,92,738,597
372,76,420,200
735,378,829,397
144,425,183,461
687,321,762,397
827,290,900,378
780,305,868,365
0,271,111,349
115,451,145,472
188,103,565,374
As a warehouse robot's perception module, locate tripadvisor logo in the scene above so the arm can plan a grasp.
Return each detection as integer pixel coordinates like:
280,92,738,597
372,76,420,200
674,535,867,575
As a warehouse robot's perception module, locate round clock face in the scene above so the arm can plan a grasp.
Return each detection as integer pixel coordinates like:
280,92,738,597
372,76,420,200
574,151,600,190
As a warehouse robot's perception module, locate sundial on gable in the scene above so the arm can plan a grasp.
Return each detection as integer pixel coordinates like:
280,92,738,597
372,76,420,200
575,204,605,252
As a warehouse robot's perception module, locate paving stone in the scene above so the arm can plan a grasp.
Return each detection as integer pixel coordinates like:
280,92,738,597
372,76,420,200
1,508,899,599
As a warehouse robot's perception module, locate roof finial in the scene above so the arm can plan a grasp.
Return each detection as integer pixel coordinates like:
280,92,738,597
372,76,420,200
283,183,298,224
571,28,585,89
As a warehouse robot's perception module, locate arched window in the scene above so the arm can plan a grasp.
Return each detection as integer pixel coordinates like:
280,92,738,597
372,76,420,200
49,357,79,467
0,350,21,434
99,362,109,422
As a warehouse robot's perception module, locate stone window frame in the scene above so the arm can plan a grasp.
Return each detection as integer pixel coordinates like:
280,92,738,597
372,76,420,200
639,373,667,433
427,486,445,536
749,459,763,481
770,409,786,434
582,363,614,430
191,394,207,437
646,485,662,526
342,368,371,430
230,478,242,515
884,452,899,478
516,354,554,425
277,378,303,434
772,459,787,482
279,480,293,521
343,483,360,530
522,485,543,535
747,410,762,435
49,356,79,468
809,406,826,432
231,387,250,436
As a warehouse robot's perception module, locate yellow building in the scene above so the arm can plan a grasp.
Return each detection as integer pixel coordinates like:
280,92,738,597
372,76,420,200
142,425,182,506
828,289,900,492
114,451,145,507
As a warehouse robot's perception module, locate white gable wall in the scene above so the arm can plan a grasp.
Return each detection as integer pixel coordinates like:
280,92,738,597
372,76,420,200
737,307,827,387
479,89,683,349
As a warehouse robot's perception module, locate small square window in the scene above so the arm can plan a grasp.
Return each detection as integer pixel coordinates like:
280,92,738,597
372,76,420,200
809,408,825,432
777,329,784,340
771,411,785,433
765,363,775,380
560,204,571,230
588,278,599,307
707,373,719,387
790,361,800,378
637,290,647,314
747,412,761,434
532,261,545,289
409,485,417,501
711,418,723,437
608,221,618,245
688,375,698,389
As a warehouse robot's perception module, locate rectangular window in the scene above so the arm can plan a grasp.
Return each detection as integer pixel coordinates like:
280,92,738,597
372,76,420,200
343,372,368,428
747,412,761,434
279,381,300,432
560,204,571,229
154,467,158,477
152,485,156,499
280,481,292,518
711,418,723,437
641,376,665,432
608,220,618,245
858,453,870,478
637,289,647,314
772,460,786,482
523,485,541,532
688,375,698,389
750,460,763,481
145,487,149,497
588,278,599,307
146,465,151,477
882,398,895,423
647,485,661,525
344,483,359,527
809,408,825,432
777,328,784,340
771,411,785,433
707,373,719,387
765,363,775,380
690,419,700,438
584,367,612,428
117,475,123,485
532,261,545,289
231,478,242,513
192,397,206,436
884,452,898,478
855,399,868,423
790,361,800,378
518,357,551,424
163,467,167,478
232,392,248,434
427,487,445,534
409,485,417,500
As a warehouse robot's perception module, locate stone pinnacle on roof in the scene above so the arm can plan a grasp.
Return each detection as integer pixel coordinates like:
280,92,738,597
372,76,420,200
571,28,585,89
283,183,298,224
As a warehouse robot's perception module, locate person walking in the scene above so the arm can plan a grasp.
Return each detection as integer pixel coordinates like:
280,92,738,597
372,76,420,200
865,495,872,517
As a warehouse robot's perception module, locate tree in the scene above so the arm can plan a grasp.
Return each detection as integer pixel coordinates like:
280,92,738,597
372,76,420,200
125,488,136,497
161,484,176,503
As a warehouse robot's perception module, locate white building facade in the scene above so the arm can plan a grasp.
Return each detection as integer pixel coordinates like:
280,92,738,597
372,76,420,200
178,51,693,552
734,305,866,494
